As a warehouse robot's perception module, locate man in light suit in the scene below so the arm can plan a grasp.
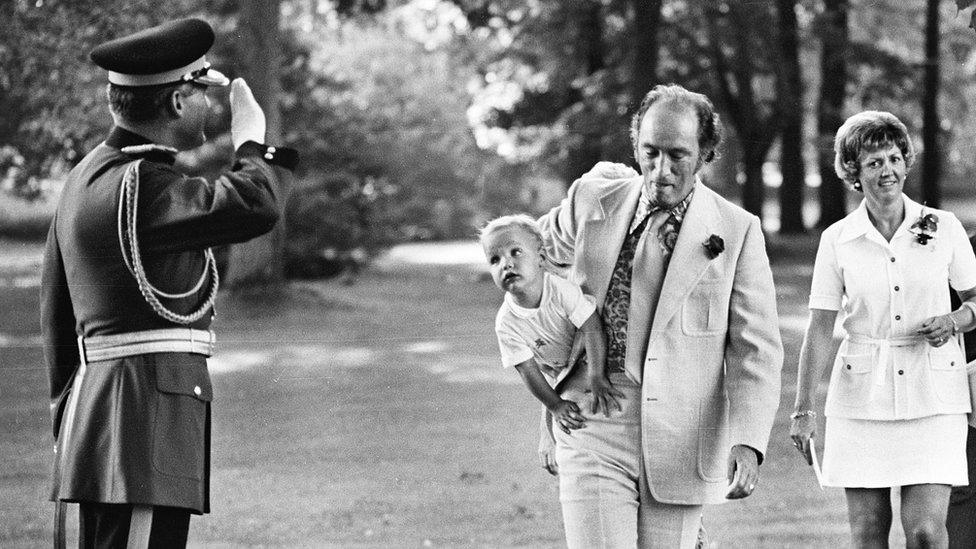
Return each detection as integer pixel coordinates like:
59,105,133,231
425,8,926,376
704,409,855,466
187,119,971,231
537,83,783,548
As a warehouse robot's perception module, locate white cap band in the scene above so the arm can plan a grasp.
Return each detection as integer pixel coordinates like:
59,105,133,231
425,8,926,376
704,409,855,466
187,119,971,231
108,56,208,87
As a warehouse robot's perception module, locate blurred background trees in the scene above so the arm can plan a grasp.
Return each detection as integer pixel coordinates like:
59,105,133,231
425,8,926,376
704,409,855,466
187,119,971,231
4,0,976,281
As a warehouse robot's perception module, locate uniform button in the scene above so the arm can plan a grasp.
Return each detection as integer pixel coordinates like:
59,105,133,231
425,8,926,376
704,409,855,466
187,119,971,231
894,286,899,291
951,361,956,367
890,257,896,262
895,315,901,320
846,364,852,370
264,152,274,160
193,385,202,396
898,370,904,375
267,146,276,153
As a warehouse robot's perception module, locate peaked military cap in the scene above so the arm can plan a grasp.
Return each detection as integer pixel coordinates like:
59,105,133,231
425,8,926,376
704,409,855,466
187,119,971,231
90,18,229,87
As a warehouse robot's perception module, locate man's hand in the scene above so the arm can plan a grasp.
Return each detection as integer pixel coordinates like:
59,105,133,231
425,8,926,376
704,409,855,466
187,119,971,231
229,78,266,149
588,374,624,417
725,444,759,499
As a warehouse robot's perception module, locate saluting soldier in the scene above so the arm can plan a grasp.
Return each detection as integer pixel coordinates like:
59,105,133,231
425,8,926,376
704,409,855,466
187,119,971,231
42,18,298,548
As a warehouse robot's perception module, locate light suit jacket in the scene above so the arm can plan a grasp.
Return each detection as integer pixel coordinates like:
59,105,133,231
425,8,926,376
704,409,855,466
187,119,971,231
539,174,783,505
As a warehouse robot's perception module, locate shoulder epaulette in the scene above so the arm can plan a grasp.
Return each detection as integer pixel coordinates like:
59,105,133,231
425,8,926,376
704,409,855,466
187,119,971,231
120,144,178,156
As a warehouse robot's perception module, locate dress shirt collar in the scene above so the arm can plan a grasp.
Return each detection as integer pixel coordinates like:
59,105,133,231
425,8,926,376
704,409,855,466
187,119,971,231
629,184,696,235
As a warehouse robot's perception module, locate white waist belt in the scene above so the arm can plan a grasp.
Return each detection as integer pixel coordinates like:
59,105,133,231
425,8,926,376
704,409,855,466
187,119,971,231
78,328,215,365
846,334,924,397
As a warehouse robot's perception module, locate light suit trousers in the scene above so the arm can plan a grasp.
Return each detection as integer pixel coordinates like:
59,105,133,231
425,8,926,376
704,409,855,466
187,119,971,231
555,372,702,548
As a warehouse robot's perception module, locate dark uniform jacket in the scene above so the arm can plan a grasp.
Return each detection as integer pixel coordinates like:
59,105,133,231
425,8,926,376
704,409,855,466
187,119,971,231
42,127,294,513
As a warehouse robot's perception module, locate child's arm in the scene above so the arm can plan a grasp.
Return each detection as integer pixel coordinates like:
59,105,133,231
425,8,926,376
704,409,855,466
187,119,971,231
514,359,585,433
579,311,623,416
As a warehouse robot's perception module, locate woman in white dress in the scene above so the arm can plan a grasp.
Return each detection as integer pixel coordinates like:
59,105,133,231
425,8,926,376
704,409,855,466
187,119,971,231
790,110,976,548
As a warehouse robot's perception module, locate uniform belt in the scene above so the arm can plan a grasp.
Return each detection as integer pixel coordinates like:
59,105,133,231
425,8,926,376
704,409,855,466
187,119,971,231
77,328,216,364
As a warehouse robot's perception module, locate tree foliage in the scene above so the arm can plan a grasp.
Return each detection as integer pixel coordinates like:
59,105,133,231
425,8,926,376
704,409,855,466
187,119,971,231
0,0,207,196
1,0,506,279
278,6,501,276
957,0,976,29
8,0,976,276
455,0,639,184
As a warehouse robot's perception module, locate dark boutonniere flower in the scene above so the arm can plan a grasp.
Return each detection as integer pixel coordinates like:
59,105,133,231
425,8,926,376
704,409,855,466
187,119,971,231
909,211,939,245
703,234,725,259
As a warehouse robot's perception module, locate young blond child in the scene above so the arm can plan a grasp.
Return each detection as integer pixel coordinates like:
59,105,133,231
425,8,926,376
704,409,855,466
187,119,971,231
480,214,622,435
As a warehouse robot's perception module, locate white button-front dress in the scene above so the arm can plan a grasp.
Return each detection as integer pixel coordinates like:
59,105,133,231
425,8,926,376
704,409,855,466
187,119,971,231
809,195,976,487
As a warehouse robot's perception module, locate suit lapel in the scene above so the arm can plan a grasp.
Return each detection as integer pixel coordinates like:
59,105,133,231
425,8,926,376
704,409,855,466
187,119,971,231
649,181,717,337
580,178,642,305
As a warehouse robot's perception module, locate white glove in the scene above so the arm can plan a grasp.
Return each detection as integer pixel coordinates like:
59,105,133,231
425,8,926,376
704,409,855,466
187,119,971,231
229,78,266,149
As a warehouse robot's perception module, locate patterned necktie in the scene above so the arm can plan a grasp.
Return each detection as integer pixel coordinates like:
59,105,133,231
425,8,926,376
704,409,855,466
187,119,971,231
629,190,694,254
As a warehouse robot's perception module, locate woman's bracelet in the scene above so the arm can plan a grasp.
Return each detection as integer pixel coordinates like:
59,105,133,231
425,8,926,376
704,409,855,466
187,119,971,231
790,410,816,420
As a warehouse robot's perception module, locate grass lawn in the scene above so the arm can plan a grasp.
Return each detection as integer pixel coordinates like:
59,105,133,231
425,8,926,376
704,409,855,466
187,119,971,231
1,234,912,547
0,192,57,241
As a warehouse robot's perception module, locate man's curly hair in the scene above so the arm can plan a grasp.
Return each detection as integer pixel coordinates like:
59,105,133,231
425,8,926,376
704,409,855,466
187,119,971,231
629,83,723,166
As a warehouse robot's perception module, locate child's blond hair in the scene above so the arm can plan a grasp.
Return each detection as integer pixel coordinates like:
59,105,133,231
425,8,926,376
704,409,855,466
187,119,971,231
479,214,569,270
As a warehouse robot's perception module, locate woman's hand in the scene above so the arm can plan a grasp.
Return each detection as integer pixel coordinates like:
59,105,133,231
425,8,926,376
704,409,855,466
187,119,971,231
789,414,816,465
918,314,956,347
587,374,624,417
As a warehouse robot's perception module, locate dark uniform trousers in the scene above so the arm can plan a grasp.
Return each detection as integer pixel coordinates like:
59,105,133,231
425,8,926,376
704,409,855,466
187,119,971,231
947,234,976,549
79,504,189,549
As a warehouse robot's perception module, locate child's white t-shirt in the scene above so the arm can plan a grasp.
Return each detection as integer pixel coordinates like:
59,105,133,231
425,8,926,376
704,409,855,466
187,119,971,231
494,272,596,380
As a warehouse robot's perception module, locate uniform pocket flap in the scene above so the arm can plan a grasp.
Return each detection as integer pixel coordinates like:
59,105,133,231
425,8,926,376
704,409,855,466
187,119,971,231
154,355,213,401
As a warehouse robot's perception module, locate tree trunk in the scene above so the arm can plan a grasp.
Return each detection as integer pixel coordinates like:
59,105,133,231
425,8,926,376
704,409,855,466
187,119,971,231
776,0,805,233
816,0,848,227
565,1,606,185
224,0,290,287
631,0,662,101
921,0,941,207
702,3,779,222
741,145,767,220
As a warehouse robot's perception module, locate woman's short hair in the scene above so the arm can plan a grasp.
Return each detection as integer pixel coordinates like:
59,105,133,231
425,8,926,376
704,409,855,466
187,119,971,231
107,82,195,123
629,83,723,165
833,110,916,192
479,214,568,269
